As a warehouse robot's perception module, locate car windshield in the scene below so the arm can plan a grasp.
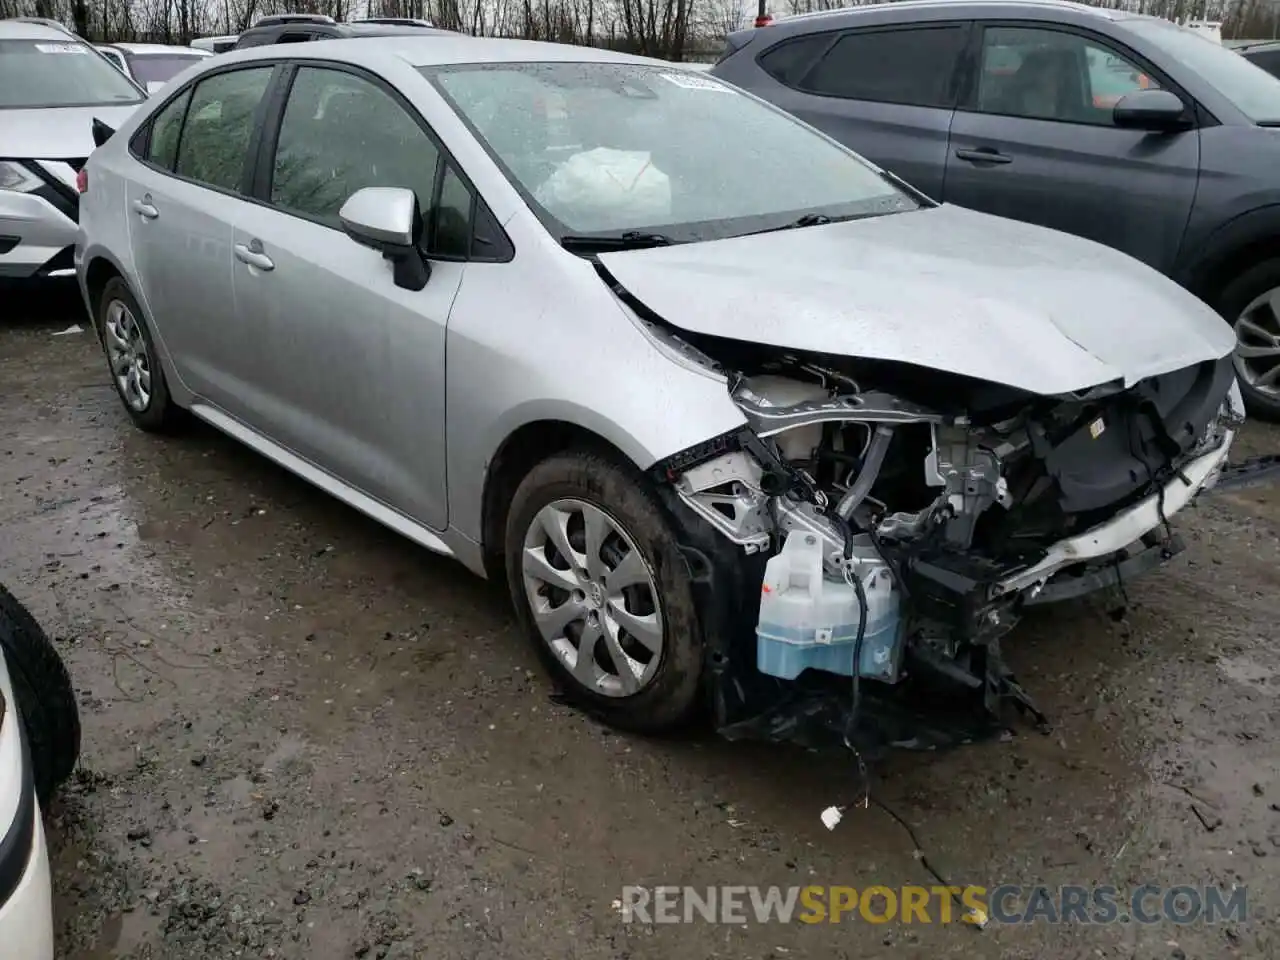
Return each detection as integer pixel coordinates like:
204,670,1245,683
426,61,919,241
127,53,205,85
0,38,144,108
1126,18,1280,124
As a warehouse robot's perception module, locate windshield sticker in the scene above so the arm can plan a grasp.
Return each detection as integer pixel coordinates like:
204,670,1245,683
35,42,87,54
659,72,734,92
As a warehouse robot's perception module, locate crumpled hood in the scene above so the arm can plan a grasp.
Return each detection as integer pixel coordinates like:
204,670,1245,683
0,104,141,159
599,204,1236,396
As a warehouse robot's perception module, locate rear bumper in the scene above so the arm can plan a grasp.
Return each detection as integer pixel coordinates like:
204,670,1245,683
0,652,53,960
0,814,53,960
0,191,78,280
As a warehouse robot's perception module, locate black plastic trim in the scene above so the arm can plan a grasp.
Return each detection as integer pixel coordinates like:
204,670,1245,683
25,164,79,224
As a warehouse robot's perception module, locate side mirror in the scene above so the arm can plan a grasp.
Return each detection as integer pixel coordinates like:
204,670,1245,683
1113,89,1192,132
338,186,430,291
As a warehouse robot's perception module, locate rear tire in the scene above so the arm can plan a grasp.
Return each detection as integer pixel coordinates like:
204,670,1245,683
0,583,80,805
1214,257,1280,421
97,277,183,432
504,451,704,733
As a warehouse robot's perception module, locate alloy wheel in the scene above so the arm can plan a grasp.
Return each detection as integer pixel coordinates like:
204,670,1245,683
103,299,153,412
1233,285,1280,399
521,498,664,698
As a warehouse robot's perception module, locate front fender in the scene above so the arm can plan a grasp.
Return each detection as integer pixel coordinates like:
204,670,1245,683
1175,202,1280,296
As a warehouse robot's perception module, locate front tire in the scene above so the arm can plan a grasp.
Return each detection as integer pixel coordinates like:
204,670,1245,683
1215,257,1280,421
504,451,704,733
0,583,80,804
97,277,182,431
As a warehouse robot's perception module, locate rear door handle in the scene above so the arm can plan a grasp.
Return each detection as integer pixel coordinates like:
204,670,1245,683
132,196,159,219
234,240,274,272
954,147,1013,165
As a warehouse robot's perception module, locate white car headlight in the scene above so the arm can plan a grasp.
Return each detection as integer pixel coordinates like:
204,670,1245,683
0,161,41,194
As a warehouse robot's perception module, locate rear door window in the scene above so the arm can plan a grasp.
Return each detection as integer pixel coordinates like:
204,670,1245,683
145,88,192,171
799,25,968,108
1247,49,1280,79
174,67,273,193
757,34,832,87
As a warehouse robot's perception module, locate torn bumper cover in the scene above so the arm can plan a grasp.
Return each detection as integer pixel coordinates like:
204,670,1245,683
652,360,1241,755
997,432,1231,599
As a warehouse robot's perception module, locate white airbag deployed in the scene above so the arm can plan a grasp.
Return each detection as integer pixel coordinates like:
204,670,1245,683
535,148,671,231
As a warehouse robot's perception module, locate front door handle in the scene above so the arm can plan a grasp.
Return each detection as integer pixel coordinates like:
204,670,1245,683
954,147,1013,165
234,240,274,272
132,196,159,219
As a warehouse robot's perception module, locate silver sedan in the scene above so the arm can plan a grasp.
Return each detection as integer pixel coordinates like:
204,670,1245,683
77,37,1241,747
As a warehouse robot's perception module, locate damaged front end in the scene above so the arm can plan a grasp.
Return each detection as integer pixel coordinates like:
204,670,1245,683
650,343,1242,754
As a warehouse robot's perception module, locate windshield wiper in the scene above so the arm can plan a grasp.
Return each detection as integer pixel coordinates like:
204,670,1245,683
559,231,676,252
740,212,871,238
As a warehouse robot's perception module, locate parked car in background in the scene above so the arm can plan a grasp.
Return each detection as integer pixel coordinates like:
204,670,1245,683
190,34,239,54
76,38,1240,746
714,1,1280,417
0,582,82,960
96,42,212,93
0,18,146,281
1236,39,1280,78
232,12,452,48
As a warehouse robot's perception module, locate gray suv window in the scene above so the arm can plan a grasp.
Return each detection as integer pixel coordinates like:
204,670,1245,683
800,26,967,108
757,34,832,87
975,26,1159,126
269,67,441,229
174,67,273,192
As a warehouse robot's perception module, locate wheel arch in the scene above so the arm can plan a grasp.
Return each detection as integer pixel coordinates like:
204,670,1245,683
1180,205,1280,307
478,418,643,582
82,252,129,339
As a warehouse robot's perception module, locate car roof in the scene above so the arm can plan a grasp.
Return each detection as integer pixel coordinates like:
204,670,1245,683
223,34,679,70
0,20,82,40
772,0,1133,27
338,23,454,37
237,21,451,38
105,41,211,55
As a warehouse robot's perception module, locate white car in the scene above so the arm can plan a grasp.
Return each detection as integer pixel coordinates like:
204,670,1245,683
190,34,239,54
0,584,80,960
95,42,211,93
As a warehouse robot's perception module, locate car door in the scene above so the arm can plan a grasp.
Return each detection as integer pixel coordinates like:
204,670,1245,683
124,64,276,403
228,64,470,530
753,23,971,200
943,23,1199,274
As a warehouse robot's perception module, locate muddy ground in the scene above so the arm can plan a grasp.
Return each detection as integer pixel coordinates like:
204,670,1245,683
2,285,1278,960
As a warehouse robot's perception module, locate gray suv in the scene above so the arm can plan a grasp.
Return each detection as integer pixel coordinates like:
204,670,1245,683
714,1,1280,417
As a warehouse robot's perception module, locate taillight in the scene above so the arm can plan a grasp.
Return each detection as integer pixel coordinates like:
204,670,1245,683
75,168,88,194
754,13,773,27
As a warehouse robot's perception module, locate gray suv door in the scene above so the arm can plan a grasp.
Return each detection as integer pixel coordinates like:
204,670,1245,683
737,23,970,200
943,23,1199,273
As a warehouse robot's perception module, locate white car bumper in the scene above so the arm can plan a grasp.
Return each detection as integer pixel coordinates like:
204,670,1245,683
0,816,53,960
0,657,54,960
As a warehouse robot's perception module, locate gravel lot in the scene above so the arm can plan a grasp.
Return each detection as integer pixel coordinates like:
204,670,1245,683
2,286,1279,959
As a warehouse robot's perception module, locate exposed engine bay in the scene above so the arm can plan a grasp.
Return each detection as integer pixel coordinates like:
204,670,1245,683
648,335,1243,752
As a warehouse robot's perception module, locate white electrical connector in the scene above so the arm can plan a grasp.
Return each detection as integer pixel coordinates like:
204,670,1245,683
820,806,843,830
